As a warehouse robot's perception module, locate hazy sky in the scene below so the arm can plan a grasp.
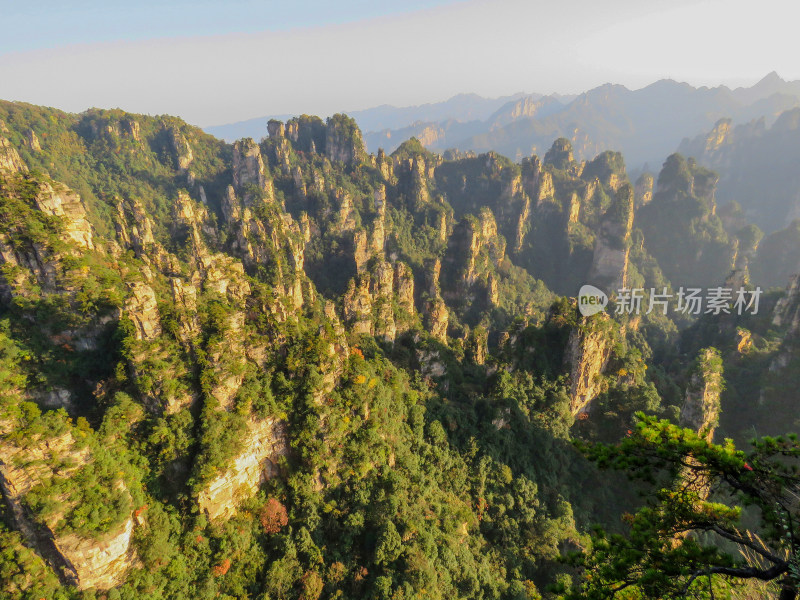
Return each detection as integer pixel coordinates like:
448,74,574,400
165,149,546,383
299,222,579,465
0,0,797,127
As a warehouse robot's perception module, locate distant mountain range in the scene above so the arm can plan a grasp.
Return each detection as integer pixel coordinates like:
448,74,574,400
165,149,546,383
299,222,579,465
679,106,800,233
204,73,800,171
203,92,549,143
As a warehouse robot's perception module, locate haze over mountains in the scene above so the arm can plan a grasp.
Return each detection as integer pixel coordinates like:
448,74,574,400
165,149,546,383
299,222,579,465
205,92,535,143
206,72,800,232
207,72,798,164
679,106,800,233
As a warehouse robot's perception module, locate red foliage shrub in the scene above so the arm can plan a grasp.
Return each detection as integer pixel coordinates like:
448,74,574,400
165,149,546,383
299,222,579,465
259,497,288,534
213,558,231,577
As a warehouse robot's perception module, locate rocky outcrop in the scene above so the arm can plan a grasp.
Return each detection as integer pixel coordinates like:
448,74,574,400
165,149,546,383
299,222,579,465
26,129,42,152
233,138,270,194
168,127,193,172
123,280,198,413
680,348,723,442
32,182,95,250
224,153,306,310
375,148,394,180
333,190,358,235
325,115,365,165
587,183,634,291
351,196,387,273
197,417,288,520
544,138,575,170
394,152,433,209
342,259,416,342
768,275,800,371
394,262,415,316
735,328,753,353
536,171,555,206
773,273,800,336
565,314,614,415
0,178,96,299
267,119,285,139
634,173,654,207
170,277,200,345
443,208,505,303
690,118,734,159
115,197,180,275
0,428,138,590
372,262,397,342
0,132,27,174
343,275,375,336
425,298,449,342
417,347,447,378
53,520,136,591
211,315,250,411
124,282,161,341
670,348,724,526
468,327,489,365
422,258,449,342
371,187,387,254
0,236,58,298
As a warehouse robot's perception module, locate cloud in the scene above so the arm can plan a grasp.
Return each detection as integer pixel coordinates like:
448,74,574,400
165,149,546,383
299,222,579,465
0,0,787,125
573,0,800,87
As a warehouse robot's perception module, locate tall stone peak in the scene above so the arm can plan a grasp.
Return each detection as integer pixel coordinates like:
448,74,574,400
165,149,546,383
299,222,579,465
325,114,366,164
566,313,615,416
544,137,575,169
773,273,800,337
581,150,626,191
680,348,723,441
232,137,269,192
656,153,718,201
587,183,634,291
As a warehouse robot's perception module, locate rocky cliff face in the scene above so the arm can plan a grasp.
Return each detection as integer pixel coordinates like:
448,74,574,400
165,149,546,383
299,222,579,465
168,126,194,172
773,274,800,337
422,259,449,342
0,177,95,301
0,129,27,174
636,153,736,289
587,184,634,291
226,141,307,310
325,114,366,164
34,182,95,250
443,208,505,304
767,274,800,372
197,417,288,520
232,137,269,193
680,348,723,442
343,260,416,342
678,112,800,232
565,314,614,416
634,172,654,208
0,426,138,590
124,282,161,341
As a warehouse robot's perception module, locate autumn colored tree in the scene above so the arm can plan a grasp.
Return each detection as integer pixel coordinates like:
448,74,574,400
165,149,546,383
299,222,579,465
259,497,289,534
300,570,324,600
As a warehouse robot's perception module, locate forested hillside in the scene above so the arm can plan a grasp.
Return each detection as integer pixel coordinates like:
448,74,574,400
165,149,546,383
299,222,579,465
1,99,799,599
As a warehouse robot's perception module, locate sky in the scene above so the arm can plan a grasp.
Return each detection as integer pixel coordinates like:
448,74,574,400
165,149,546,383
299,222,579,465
0,0,798,127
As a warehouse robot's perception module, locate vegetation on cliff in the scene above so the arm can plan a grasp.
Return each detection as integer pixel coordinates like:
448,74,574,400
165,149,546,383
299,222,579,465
0,99,799,600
